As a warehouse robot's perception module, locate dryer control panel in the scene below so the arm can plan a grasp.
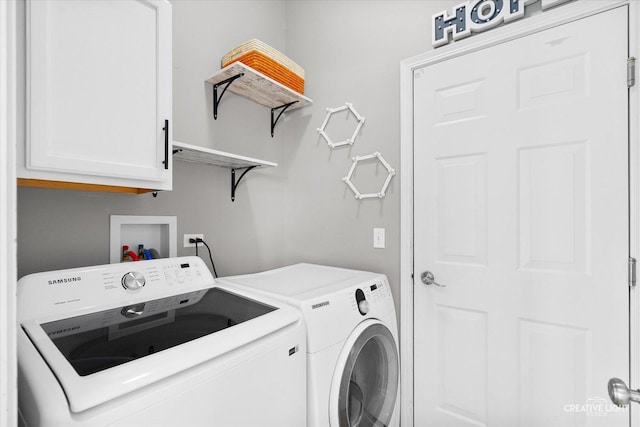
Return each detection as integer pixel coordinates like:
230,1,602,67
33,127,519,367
305,275,396,353
349,277,393,317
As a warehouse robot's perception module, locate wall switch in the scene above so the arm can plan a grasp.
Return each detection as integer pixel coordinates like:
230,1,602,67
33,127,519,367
184,234,204,248
373,228,385,249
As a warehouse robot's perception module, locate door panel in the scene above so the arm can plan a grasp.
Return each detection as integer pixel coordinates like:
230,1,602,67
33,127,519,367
436,154,488,266
414,6,629,426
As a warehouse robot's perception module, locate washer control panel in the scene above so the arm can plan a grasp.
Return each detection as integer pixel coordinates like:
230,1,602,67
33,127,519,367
18,256,212,321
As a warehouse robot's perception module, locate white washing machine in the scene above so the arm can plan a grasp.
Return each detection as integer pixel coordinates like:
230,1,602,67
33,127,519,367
17,256,306,427
217,263,399,427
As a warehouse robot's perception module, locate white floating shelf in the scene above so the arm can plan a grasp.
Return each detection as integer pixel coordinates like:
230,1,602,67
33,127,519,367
172,140,277,169
172,141,276,202
207,62,312,110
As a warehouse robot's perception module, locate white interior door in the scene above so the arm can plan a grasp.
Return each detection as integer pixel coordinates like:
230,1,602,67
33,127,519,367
414,6,629,426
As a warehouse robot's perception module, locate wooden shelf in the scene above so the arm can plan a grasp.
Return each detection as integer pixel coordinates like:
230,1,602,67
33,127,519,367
207,62,312,136
207,62,312,110
172,140,277,169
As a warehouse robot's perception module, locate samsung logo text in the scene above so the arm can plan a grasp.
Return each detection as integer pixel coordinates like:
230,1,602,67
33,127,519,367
48,277,82,285
312,301,330,310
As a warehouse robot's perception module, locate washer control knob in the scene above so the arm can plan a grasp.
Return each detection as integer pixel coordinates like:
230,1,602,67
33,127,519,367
358,300,370,315
122,271,146,291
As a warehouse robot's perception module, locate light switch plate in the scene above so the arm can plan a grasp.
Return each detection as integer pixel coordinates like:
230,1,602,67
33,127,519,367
373,228,385,249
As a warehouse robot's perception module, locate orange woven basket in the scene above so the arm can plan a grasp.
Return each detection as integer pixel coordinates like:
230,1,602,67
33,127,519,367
221,39,305,94
224,51,304,94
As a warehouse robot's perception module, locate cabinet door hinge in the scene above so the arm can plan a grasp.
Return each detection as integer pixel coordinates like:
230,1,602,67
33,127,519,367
629,57,636,88
630,257,637,287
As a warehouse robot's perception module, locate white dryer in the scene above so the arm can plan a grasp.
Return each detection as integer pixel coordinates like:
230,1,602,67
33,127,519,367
218,263,399,427
18,256,306,427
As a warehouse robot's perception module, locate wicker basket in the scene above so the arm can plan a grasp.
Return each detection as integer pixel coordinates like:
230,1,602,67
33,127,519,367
222,39,305,94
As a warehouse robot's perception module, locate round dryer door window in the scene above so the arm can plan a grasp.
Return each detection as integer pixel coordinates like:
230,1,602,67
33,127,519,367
330,319,399,427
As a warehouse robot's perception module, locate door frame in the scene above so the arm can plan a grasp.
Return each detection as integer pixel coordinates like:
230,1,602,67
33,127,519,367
0,0,18,426
399,1,640,425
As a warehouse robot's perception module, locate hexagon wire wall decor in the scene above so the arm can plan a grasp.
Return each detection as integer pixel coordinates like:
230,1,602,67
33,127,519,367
343,152,396,199
317,102,365,148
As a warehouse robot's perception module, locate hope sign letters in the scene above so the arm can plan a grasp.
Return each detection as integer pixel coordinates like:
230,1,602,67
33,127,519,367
432,0,572,47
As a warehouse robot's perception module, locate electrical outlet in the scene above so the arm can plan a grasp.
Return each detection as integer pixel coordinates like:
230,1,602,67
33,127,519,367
373,228,385,249
184,234,204,248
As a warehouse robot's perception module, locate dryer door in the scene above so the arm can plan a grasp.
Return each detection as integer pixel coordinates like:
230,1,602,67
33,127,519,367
330,319,399,427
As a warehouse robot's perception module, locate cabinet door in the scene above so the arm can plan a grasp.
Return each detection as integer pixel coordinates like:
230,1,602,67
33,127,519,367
25,0,171,190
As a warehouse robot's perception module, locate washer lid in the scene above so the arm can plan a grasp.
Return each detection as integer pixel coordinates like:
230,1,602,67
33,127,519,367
21,286,299,413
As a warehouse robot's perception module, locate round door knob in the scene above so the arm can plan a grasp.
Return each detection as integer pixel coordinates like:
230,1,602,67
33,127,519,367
121,271,146,291
608,378,640,406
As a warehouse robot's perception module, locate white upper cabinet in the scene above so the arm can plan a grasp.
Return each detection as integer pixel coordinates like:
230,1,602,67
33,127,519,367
21,0,172,192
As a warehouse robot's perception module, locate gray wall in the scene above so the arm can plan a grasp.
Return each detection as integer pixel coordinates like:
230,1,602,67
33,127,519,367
281,1,455,307
17,1,458,312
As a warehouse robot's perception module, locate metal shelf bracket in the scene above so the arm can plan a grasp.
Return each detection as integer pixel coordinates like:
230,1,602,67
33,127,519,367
231,165,258,202
271,101,299,137
213,73,244,119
